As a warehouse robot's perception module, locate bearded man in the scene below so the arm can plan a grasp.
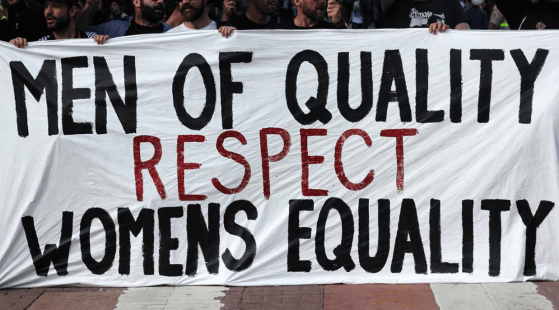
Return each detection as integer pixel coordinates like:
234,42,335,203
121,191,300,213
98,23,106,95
224,0,277,29
271,0,345,29
10,0,108,47
167,0,236,37
86,0,172,37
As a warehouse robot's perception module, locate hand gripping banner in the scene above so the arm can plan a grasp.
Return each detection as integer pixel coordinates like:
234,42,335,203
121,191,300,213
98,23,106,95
0,29,558,288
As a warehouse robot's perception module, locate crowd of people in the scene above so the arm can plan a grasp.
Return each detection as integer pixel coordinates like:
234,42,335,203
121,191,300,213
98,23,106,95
0,0,557,47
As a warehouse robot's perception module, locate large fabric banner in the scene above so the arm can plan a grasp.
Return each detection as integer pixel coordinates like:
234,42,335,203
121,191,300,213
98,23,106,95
0,29,558,288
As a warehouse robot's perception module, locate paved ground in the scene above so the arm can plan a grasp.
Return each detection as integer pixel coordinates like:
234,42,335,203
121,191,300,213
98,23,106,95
2,283,559,309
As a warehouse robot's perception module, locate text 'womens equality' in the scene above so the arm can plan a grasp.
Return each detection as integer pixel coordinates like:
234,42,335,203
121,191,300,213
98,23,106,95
10,49,548,137
21,198,554,278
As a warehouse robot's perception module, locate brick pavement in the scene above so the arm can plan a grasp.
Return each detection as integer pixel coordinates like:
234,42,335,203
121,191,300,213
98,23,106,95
2,283,559,309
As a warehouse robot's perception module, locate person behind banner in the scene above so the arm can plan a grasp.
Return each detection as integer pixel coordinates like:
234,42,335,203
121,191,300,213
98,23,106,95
107,0,129,21
465,0,487,29
342,0,373,29
221,0,277,29
494,0,558,30
380,0,470,34
9,0,109,47
5,0,49,41
166,0,237,37
488,5,509,30
271,0,345,28
83,0,171,36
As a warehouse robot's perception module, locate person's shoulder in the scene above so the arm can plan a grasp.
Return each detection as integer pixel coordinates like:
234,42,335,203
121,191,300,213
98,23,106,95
162,22,173,32
166,23,184,33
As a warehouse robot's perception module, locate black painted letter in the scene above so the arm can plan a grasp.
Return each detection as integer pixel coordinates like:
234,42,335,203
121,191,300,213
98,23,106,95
462,200,474,273
222,200,258,271
391,199,427,274
430,199,458,273
80,208,117,275
510,49,549,124
173,53,216,130
376,50,411,122
516,200,554,276
287,200,313,272
286,50,331,125
470,49,505,123
359,199,390,273
219,52,252,129
158,207,184,276
118,208,155,275
186,203,220,276
481,199,510,276
62,56,93,135
337,52,373,122
316,198,355,271
21,212,73,276
94,56,137,134
10,60,58,137
416,49,444,123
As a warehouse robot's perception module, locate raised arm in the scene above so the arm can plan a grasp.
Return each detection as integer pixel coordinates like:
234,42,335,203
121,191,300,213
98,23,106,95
76,0,97,30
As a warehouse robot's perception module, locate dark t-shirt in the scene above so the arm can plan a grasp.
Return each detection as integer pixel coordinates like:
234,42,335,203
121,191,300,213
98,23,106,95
494,0,559,30
383,0,468,29
271,19,343,29
230,14,275,29
125,19,165,36
466,7,488,29
8,5,48,41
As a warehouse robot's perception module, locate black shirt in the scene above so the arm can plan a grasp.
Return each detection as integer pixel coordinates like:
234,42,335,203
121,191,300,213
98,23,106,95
230,14,275,29
494,0,559,30
43,30,93,40
466,7,488,30
8,5,48,41
383,0,468,29
271,19,344,29
125,19,165,36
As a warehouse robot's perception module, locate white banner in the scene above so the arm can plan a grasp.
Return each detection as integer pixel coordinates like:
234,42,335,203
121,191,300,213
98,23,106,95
0,29,558,288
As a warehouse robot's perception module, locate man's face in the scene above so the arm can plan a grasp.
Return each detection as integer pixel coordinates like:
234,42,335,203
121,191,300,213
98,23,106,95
253,0,276,16
299,0,324,21
179,0,205,22
110,2,119,12
44,0,71,31
140,0,165,23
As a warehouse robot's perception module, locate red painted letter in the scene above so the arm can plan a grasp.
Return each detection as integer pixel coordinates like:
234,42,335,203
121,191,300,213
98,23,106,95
134,135,166,201
212,131,251,194
260,128,291,199
380,129,418,193
301,128,328,196
335,129,375,191
177,135,206,201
